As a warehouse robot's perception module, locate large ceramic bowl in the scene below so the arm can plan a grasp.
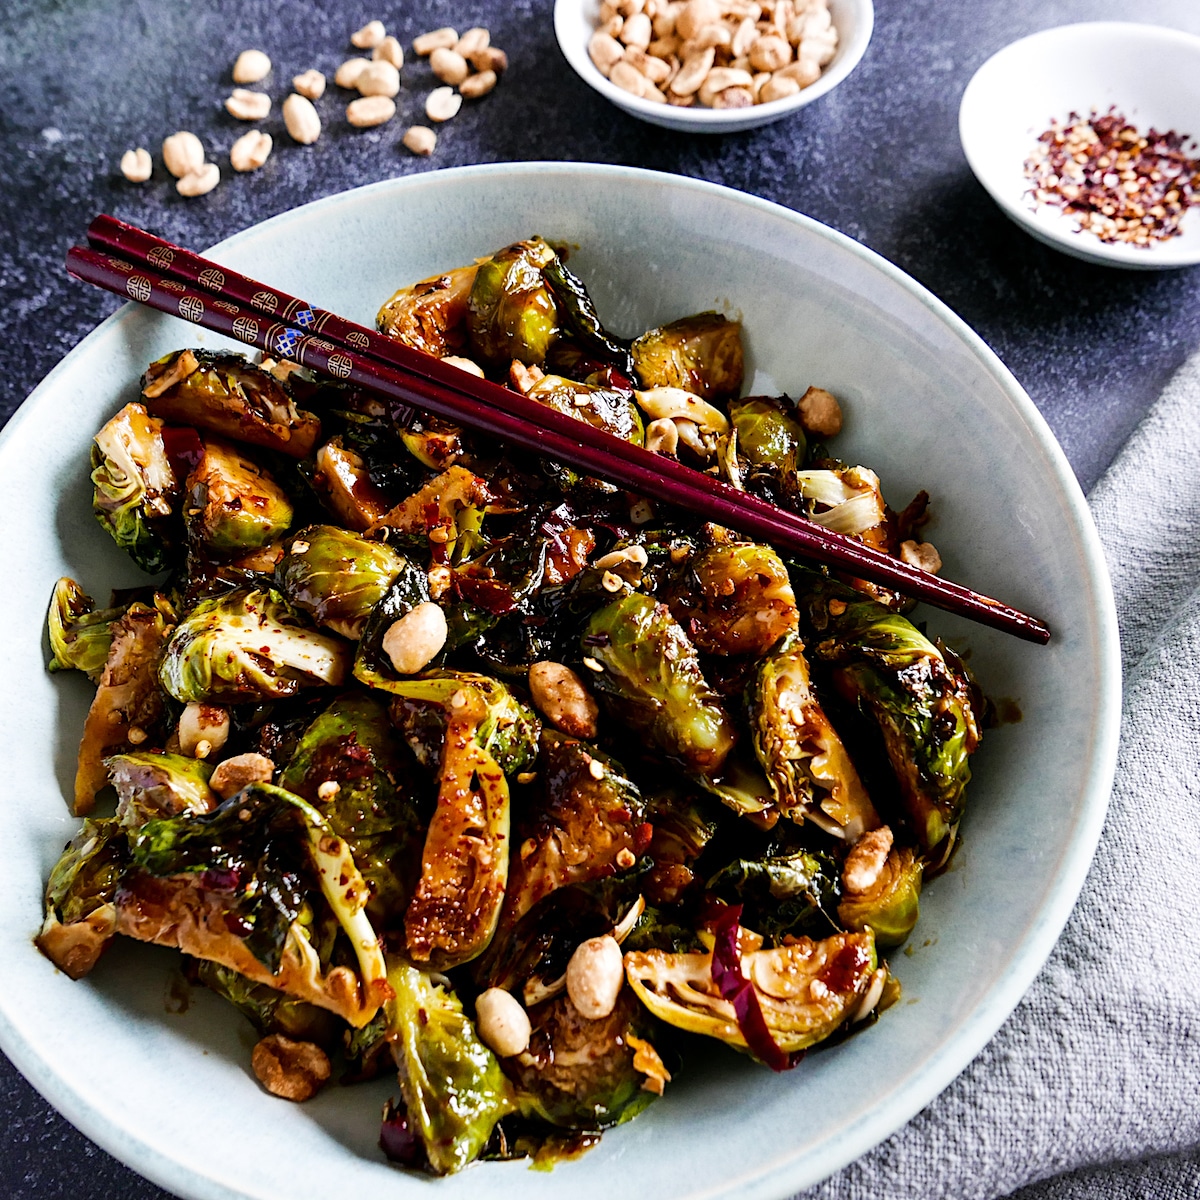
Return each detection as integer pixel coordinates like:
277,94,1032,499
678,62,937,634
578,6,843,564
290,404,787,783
0,164,1119,1200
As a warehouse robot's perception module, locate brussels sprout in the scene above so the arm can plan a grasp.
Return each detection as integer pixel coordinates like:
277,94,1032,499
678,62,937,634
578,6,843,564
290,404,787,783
184,436,294,557
311,438,395,532
730,396,807,481
630,312,744,401
707,849,841,944
367,465,495,560
670,541,798,657
749,637,880,840
525,374,644,445
276,525,406,639
35,818,127,979
541,254,635,377
194,960,342,1049
75,599,175,815
46,577,124,682
383,960,516,1175
466,239,559,367
141,350,321,459
696,749,776,818
792,569,981,851
351,562,437,693
641,790,722,907
106,751,218,827
158,587,349,705
90,402,180,574
838,842,922,947
279,692,422,926
377,262,479,358
582,593,736,776
624,930,878,1056
505,990,662,1130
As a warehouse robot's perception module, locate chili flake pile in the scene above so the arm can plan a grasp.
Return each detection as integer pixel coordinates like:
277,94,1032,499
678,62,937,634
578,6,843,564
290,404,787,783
1024,108,1200,247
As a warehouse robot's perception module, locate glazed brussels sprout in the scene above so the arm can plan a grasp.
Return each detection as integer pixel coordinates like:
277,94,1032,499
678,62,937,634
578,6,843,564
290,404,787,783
90,402,180,574
525,374,643,446
184,436,293,557
730,396,807,478
466,239,559,367
582,594,736,776
838,845,922,948
312,438,395,531
276,525,407,639
106,751,218,826
382,960,516,1175
630,312,744,401
158,587,349,705
194,960,342,1049
46,577,124,682
707,848,841,944
141,350,321,458
376,261,479,358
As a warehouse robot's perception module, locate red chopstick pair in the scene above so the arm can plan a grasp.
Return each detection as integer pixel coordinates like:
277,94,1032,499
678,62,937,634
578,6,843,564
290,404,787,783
68,215,1050,645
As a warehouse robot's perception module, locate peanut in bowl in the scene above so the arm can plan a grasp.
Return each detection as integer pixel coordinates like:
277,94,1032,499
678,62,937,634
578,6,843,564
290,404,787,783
554,0,874,133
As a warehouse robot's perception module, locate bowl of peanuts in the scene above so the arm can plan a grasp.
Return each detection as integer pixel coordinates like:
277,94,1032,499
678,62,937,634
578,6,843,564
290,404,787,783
555,0,873,132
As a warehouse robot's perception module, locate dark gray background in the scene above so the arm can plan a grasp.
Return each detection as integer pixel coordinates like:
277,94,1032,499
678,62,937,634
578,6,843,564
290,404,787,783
2,0,1198,1196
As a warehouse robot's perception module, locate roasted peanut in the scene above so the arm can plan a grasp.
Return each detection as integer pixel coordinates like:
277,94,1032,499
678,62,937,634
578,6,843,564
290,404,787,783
176,162,220,197
528,661,599,739
441,354,483,376
382,602,447,673
251,1035,331,1102
373,35,404,68
667,45,713,95
620,11,653,48
120,148,152,182
566,936,625,1020
293,69,327,100
229,129,272,171
589,31,626,76
610,59,650,96
698,66,753,106
459,70,498,99
759,72,800,102
210,752,275,800
471,45,508,74
355,60,400,97
425,86,462,122
402,124,437,155
334,57,370,89
225,88,271,121
232,49,271,84
675,0,721,41
413,27,458,56
282,93,321,144
749,33,791,71
350,19,386,49
899,540,942,575
843,827,893,894
178,703,229,757
429,46,469,86
455,26,490,58
162,130,204,178
475,988,531,1057
346,95,396,127
711,85,754,108
797,384,842,436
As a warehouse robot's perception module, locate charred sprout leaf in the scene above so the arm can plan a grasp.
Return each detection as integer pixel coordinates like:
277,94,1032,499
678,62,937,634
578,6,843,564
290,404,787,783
141,350,321,459
625,930,877,1057
279,692,422,927
792,568,981,851
525,374,644,446
47,577,124,682
696,750,777,817
838,846,922,948
90,402,180,574
35,818,127,979
749,636,880,840
540,254,635,377
467,239,559,367
383,960,516,1175
630,313,744,401
730,396,807,477
184,436,294,557
75,599,175,816
194,960,342,1048
276,525,406,639
377,262,479,358
507,991,660,1130
707,850,841,944
583,593,736,776
106,751,218,827
671,541,798,657
159,587,349,705
311,438,395,532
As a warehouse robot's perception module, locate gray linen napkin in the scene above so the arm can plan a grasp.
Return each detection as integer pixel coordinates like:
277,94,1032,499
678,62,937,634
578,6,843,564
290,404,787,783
799,348,1200,1200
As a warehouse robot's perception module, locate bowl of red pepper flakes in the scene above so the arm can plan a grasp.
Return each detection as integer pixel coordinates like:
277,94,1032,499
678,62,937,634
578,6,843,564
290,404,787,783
959,21,1200,269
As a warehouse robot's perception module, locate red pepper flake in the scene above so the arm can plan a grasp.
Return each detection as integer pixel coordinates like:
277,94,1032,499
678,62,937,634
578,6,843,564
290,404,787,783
1024,107,1200,247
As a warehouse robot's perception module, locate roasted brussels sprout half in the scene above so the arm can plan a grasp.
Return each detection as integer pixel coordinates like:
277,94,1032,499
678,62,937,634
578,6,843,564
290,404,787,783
707,849,841,944
524,374,643,445
276,525,406,639
47,577,124,682
184,436,293,557
311,438,395,532
467,239,559,367
141,350,321,458
382,960,516,1175
367,465,495,556
377,261,479,358
582,593,736,776
730,396,807,478
838,842,922,948
792,569,981,851
158,587,349,705
90,402,180,574
630,312,744,401
106,751,218,826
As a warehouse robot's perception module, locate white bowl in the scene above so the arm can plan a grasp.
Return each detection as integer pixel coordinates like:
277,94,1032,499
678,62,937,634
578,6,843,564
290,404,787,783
0,164,1119,1200
960,22,1200,269
554,0,873,133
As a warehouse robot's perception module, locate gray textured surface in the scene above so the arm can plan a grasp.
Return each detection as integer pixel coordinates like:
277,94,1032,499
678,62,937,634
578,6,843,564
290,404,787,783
2,0,1199,1197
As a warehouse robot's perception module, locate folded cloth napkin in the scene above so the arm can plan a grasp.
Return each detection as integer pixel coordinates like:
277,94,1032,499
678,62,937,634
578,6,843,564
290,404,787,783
799,348,1200,1200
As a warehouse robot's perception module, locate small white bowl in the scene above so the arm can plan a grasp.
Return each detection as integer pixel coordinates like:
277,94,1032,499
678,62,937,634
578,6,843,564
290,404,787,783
554,0,873,133
960,22,1200,270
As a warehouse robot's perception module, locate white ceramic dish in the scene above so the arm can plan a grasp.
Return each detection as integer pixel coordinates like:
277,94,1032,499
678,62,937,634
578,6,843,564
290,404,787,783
553,0,873,133
960,22,1200,269
0,164,1119,1200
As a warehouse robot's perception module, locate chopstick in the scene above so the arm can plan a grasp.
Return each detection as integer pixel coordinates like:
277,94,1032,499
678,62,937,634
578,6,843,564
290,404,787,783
69,221,1050,645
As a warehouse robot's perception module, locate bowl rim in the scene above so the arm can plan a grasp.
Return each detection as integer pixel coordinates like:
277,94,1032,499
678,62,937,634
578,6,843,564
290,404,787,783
552,0,875,129
0,162,1122,1199
958,20,1200,270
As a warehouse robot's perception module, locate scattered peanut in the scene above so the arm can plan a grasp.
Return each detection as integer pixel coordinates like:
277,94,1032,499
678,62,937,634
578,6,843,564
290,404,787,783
355,59,401,97
413,27,458,56
899,539,943,575
251,1035,331,1102
382,602,448,674
475,988,532,1057
528,661,600,739
425,86,462,122
176,162,220,197
347,95,396,127
282,93,321,144
373,35,404,68
293,68,327,100
442,354,482,375
334,57,371,89
178,703,229,758
402,124,438,155
210,752,275,800
456,26,490,58
797,384,843,436
843,826,894,895
471,45,508,74
162,130,205,179
350,19,386,50
566,935,625,1020
120,147,152,182
225,88,271,121
430,46,469,86
232,49,272,84
459,70,497,99
230,129,272,171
